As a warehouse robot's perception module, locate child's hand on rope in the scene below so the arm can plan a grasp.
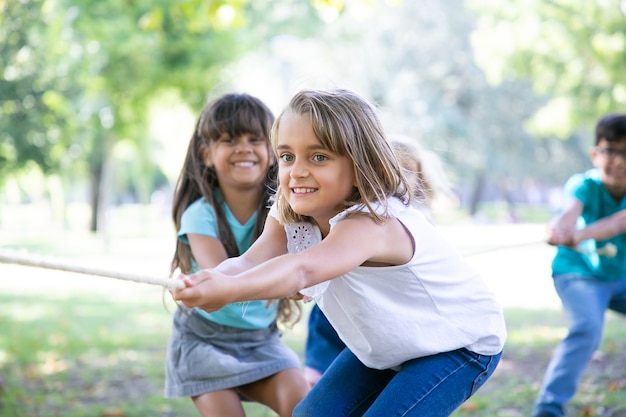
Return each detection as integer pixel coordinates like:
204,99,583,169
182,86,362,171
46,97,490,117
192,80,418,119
171,269,231,312
546,225,576,248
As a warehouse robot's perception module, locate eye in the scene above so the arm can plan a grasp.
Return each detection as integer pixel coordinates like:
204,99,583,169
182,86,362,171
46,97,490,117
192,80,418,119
218,135,234,144
279,153,294,162
249,136,264,143
608,148,626,158
312,154,328,162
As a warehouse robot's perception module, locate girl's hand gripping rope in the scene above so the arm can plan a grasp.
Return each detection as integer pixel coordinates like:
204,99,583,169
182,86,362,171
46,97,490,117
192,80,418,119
171,269,232,313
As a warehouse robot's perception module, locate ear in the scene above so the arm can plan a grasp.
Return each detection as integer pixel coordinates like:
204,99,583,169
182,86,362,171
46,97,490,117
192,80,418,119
589,146,601,168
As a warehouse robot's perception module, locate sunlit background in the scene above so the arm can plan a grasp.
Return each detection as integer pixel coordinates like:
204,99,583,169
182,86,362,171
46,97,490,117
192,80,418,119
2,1,626,415
4,0,624,235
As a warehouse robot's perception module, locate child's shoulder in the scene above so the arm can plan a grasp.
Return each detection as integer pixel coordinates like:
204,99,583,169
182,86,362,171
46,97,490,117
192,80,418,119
565,169,602,192
182,196,218,219
186,196,210,211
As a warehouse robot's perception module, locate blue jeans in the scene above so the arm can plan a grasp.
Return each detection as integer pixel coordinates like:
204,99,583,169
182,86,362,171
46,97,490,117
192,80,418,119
305,305,346,374
293,347,501,417
533,274,626,417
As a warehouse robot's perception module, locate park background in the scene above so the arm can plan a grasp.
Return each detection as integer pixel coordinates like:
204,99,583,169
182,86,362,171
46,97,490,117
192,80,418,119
2,0,626,416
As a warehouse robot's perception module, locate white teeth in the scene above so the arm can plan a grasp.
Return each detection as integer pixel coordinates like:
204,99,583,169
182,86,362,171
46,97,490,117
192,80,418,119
234,162,255,167
292,187,316,193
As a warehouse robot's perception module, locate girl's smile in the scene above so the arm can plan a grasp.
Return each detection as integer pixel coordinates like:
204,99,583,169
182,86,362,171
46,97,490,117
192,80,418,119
291,187,318,194
206,133,271,190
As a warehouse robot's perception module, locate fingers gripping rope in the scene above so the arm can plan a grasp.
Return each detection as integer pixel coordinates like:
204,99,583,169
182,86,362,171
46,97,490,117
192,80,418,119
0,250,186,290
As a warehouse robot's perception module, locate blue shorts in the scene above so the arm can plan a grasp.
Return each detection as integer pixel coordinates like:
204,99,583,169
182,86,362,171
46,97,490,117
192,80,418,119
165,306,301,398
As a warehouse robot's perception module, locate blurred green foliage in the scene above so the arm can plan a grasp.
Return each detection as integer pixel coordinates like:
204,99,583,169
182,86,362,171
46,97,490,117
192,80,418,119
3,0,625,231
0,0,325,231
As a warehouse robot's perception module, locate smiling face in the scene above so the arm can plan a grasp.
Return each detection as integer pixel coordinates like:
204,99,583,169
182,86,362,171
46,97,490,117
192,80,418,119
275,113,356,229
204,132,272,191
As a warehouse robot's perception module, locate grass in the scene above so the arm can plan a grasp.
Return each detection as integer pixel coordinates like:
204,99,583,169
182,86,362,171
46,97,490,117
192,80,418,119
452,310,626,417
0,288,298,417
1,203,625,416
3,291,625,417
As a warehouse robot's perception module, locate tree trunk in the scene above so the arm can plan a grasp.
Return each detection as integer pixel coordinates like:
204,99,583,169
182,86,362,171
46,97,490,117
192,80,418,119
469,172,485,216
89,162,103,233
89,134,113,234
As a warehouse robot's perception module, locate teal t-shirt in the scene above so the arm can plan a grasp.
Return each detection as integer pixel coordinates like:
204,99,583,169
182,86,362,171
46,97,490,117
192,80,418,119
552,169,626,281
178,195,278,329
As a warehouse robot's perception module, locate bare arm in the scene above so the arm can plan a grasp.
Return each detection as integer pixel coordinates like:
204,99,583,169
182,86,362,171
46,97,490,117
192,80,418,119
187,234,228,269
572,209,626,245
546,197,583,247
173,214,412,312
193,215,289,278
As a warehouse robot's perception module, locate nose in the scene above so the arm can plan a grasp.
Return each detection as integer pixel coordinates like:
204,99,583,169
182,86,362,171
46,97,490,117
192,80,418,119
235,141,252,153
290,158,309,178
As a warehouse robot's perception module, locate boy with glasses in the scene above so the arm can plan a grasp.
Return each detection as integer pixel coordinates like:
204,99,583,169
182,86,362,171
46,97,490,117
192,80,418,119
532,114,626,417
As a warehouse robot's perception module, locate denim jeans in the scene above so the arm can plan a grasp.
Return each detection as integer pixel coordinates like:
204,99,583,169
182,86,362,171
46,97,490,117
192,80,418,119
293,347,501,417
305,305,346,374
533,274,626,417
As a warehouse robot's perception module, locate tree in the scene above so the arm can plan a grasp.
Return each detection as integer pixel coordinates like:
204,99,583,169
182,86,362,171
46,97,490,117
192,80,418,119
0,0,82,186
287,0,565,214
1,0,326,231
466,0,626,139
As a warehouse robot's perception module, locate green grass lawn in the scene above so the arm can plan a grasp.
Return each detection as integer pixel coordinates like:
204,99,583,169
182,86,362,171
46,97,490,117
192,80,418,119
1,203,625,417
0,285,297,417
3,286,625,417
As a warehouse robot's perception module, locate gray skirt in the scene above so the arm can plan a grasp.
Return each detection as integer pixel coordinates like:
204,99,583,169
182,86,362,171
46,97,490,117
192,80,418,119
164,306,301,398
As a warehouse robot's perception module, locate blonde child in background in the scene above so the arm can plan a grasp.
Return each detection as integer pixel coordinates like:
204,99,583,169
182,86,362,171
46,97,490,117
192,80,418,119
303,135,455,386
164,93,309,417
173,88,505,417
390,136,456,218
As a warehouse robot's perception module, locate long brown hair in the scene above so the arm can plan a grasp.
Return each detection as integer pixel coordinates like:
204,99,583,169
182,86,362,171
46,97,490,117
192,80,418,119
170,93,300,327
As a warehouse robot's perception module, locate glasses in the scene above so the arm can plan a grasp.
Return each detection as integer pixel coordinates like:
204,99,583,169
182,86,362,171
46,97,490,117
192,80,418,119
596,147,626,160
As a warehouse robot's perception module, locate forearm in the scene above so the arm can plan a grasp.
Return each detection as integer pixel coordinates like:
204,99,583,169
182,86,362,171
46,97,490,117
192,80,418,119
573,210,626,244
547,198,582,246
214,255,260,275
174,252,312,312
225,253,312,301
175,216,380,311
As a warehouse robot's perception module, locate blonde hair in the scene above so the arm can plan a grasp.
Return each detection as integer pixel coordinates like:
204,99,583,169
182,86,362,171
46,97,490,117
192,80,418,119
390,140,431,207
270,89,412,224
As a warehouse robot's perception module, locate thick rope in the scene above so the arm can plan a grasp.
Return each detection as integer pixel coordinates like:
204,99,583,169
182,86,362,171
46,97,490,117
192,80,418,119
461,239,546,257
0,240,615,289
462,240,616,258
0,250,185,290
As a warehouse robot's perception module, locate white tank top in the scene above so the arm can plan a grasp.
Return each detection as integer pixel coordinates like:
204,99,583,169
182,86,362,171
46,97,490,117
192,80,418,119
270,198,506,369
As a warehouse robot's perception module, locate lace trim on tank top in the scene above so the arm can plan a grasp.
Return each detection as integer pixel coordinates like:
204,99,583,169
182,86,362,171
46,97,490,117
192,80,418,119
268,197,408,299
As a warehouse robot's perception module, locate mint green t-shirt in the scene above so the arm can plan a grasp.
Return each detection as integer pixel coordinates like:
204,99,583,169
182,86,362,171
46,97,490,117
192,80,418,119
552,169,626,281
178,195,277,329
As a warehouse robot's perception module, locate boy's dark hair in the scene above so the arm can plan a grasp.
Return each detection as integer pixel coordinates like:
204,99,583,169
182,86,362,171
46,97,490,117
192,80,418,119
595,114,626,145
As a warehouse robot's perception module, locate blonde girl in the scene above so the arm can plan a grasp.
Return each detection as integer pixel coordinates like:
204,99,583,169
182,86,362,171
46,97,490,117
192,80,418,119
303,136,455,386
165,93,309,417
173,89,506,417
